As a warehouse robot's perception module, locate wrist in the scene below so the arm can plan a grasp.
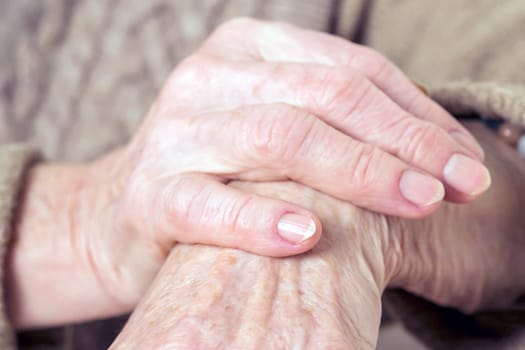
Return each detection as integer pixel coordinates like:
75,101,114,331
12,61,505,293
7,163,84,327
6,157,124,328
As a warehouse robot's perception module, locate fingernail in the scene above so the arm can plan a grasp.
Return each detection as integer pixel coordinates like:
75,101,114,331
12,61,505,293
400,170,445,207
277,214,316,244
450,131,485,160
444,153,491,196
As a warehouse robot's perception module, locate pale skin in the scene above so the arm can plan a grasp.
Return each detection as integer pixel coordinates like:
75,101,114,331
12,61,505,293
111,123,525,349
6,19,500,336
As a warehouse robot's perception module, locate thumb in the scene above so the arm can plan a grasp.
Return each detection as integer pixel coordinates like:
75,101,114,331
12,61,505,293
147,176,322,257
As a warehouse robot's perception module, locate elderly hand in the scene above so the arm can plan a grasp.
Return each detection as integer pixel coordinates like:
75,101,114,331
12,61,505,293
139,17,488,221
111,122,525,349
8,19,490,329
389,122,525,312
111,180,389,349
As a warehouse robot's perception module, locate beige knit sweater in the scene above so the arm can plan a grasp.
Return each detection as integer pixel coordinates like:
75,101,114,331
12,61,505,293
1,0,525,349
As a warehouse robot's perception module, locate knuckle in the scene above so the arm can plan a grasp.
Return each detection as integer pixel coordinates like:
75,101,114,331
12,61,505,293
166,55,214,93
166,54,228,106
224,195,255,238
349,46,395,82
173,54,217,80
404,87,435,116
347,144,384,194
319,68,372,120
399,121,444,163
215,17,291,35
362,50,393,79
163,177,211,229
247,105,317,164
212,17,259,39
223,17,259,29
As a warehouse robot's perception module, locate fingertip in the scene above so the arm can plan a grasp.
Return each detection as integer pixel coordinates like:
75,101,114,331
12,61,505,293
443,154,491,197
399,170,445,208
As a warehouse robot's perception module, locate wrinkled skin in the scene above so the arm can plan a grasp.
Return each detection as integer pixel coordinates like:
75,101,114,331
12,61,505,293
8,19,490,329
112,181,389,349
112,123,525,349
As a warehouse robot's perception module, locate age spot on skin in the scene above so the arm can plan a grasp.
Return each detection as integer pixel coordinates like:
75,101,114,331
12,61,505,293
216,254,238,266
224,255,238,265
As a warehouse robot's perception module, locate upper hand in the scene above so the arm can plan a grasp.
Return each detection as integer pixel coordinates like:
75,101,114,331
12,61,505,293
116,18,491,259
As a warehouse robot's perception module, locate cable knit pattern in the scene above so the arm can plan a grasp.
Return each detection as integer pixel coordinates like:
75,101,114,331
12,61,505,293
0,0,344,162
432,83,525,125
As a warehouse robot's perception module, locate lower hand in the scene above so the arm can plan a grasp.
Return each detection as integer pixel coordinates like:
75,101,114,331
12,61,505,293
389,122,525,312
112,122,525,348
111,180,389,349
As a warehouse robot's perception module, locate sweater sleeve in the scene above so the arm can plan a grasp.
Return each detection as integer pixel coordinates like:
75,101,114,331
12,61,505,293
383,81,525,350
0,144,39,350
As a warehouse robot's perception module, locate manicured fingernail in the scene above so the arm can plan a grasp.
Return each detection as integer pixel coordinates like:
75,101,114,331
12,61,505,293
400,170,445,206
450,131,485,160
277,214,316,244
444,153,491,196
